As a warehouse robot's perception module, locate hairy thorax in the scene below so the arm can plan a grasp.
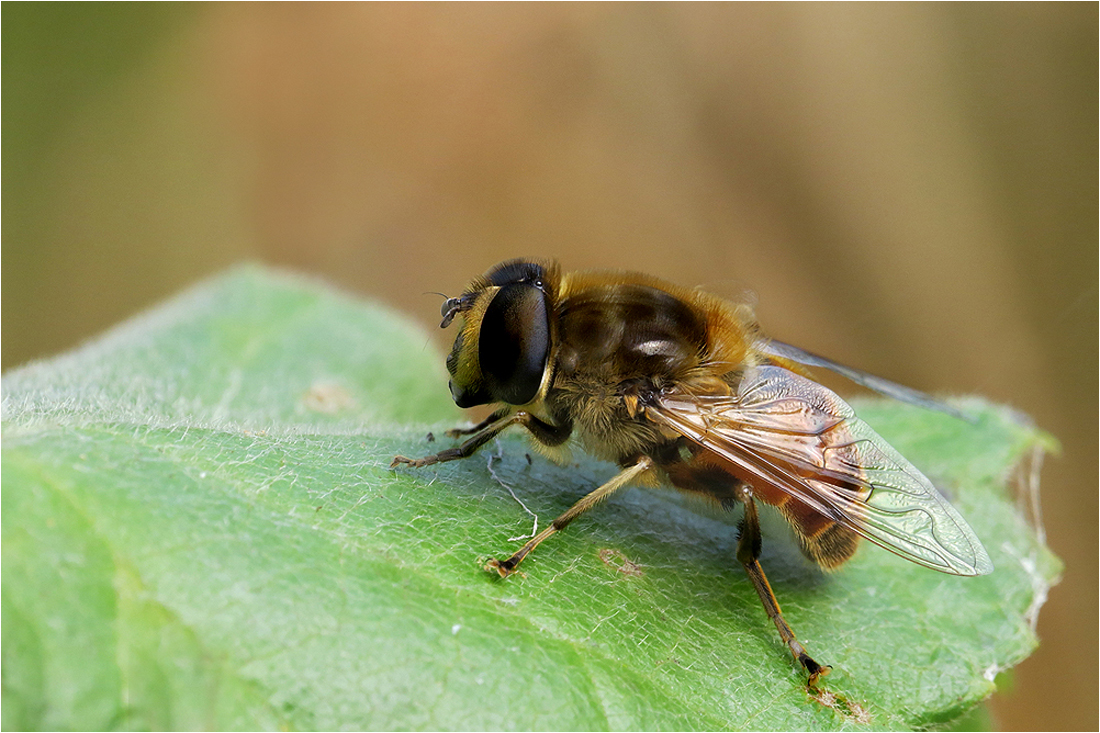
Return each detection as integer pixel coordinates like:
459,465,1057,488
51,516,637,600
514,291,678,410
545,280,737,465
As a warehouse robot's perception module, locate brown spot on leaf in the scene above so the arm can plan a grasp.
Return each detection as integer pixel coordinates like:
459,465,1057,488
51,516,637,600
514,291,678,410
301,380,356,414
808,685,872,725
598,548,643,577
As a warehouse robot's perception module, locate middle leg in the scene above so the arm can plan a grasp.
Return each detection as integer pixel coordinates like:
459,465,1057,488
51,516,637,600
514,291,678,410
486,456,654,576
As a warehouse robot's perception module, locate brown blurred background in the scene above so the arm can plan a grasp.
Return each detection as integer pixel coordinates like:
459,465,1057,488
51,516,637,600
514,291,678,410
3,4,1095,730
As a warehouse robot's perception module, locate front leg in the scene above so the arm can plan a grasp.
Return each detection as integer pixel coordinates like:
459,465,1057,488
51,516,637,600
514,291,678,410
444,408,509,439
390,410,571,469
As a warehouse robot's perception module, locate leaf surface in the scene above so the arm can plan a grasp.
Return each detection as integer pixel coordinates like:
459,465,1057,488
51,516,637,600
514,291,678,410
1,265,1061,730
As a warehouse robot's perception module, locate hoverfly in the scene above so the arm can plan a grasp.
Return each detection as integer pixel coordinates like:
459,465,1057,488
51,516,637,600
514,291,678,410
391,258,992,685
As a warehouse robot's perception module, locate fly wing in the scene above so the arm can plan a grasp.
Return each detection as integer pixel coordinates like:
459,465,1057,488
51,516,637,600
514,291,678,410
648,364,993,576
757,339,974,422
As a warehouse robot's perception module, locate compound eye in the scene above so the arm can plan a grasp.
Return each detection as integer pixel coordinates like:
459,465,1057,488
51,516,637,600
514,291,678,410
478,283,550,405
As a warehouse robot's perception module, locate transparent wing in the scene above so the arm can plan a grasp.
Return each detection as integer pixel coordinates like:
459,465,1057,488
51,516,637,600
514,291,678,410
648,364,993,575
757,339,974,422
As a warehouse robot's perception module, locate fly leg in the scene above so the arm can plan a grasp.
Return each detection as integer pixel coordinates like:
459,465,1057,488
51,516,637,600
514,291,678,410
736,482,830,687
486,457,654,576
390,410,569,468
444,408,509,439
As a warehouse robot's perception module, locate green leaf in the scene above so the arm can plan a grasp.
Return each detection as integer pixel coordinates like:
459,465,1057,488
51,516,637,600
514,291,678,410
2,265,1061,730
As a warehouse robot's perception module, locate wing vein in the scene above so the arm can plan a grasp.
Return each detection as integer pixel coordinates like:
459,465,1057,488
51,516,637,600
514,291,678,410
648,365,993,576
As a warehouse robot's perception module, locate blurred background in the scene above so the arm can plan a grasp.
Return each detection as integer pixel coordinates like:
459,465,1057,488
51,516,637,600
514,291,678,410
3,4,1095,729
